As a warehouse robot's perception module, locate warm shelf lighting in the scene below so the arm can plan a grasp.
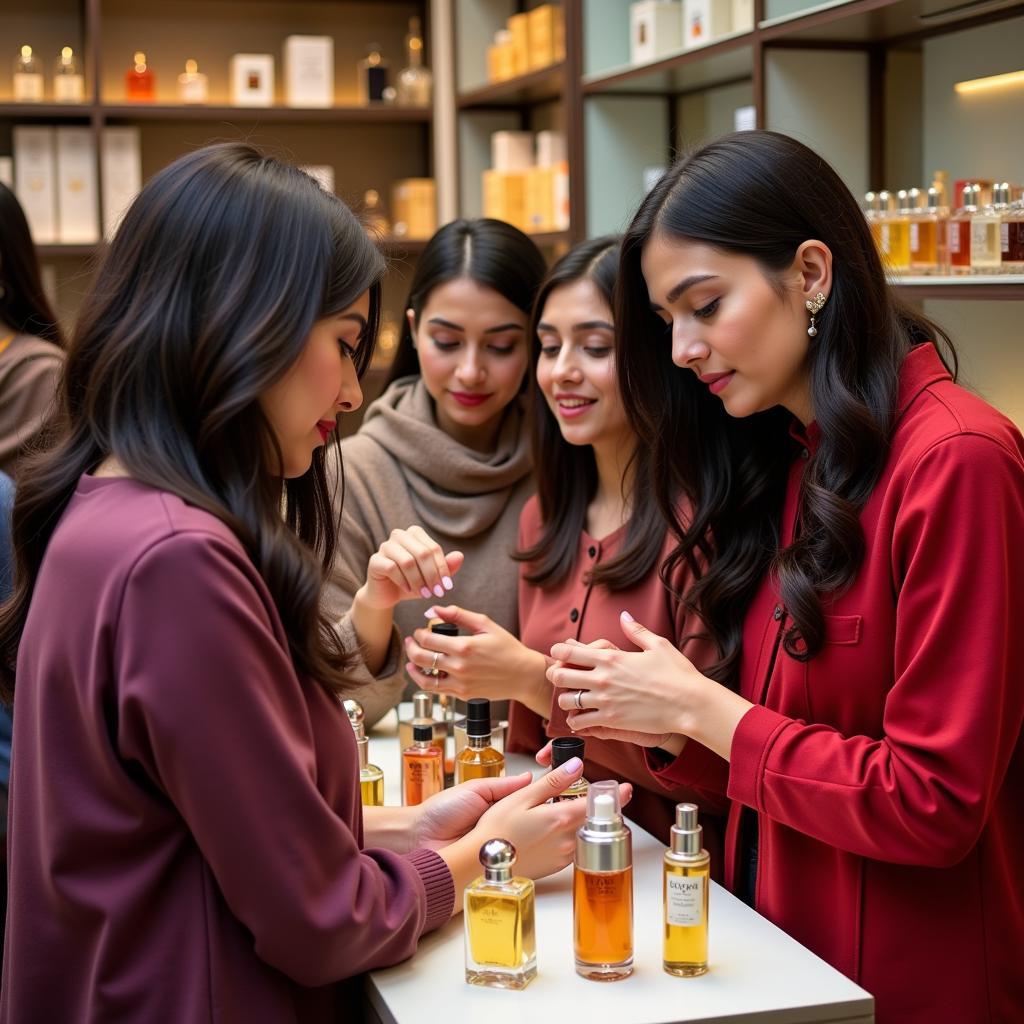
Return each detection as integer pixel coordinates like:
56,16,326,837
954,69,1024,94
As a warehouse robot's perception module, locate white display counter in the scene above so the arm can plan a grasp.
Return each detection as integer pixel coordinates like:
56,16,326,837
365,708,874,1024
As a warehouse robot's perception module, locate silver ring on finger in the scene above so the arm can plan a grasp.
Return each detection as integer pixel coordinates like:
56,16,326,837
574,689,586,711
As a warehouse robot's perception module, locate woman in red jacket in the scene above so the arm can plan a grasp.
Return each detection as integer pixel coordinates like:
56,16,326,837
547,132,1024,1023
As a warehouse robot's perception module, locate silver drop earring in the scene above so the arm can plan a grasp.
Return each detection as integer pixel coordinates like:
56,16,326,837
805,291,827,337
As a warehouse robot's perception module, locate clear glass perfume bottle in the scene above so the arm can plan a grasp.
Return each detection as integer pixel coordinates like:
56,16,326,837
663,802,710,977
343,699,384,807
972,183,1006,274
53,46,84,102
948,183,978,275
863,191,882,254
402,723,443,805
357,43,389,104
125,51,155,101
398,690,446,755
1001,186,1024,274
13,44,44,102
455,698,504,784
879,190,911,272
177,59,208,104
464,838,537,989
573,780,633,981
396,17,432,107
550,736,588,802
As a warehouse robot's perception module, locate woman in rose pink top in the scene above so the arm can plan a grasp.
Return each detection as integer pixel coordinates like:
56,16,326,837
0,144,610,1024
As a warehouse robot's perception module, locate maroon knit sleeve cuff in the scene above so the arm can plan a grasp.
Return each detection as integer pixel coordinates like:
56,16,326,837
726,704,792,810
406,847,455,935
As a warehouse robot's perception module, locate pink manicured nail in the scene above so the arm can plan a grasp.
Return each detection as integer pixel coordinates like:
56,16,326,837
562,757,583,773
442,576,453,590
420,586,432,599
621,610,635,623
423,607,438,619
433,584,445,598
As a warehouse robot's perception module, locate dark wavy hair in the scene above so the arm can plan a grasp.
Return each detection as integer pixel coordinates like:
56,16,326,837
0,142,385,701
616,130,955,683
0,182,65,347
385,217,546,385
517,236,666,591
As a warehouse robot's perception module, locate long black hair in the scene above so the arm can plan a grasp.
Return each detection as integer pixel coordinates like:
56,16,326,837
0,142,386,700
617,130,955,683
517,236,666,591
385,217,546,385
0,182,65,347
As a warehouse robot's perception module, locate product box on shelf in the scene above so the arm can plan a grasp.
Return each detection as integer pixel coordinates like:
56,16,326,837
487,30,516,83
683,0,733,49
491,131,535,172
483,170,527,232
13,127,57,244
508,12,531,77
527,4,565,69
525,166,555,232
100,126,142,240
631,1,684,64
536,129,567,167
55,127,99,244
230,54,274,107
283,36,333,108
391,178,436,240
731,0,755,33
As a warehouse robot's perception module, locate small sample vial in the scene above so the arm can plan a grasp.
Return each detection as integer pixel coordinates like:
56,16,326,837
550,735,588,802
455,698,504,784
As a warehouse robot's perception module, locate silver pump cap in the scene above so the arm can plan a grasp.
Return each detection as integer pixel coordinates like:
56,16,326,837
343,699,365,740
412,691,433,719
575,780,631,872
479,838,516,882
670,802,704,857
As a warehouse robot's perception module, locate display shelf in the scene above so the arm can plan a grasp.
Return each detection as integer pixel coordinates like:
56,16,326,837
99,103,431,124
583,33,755,95
892,275,1024,300
0,102,96,120
457,63,566,109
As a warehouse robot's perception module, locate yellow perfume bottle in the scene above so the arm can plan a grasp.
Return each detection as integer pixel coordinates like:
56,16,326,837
663,802,710,977
455,698,504,784
550,736,588,802
464,838,537,989
343,699,384,807
573,780,633,981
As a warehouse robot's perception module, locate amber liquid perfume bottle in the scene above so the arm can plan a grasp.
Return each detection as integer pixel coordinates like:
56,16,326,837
395,16,432,106
878,190,911,272
456,698,504,784
663,802,710,977
573,780,633,981
402,723,443,805
398,690,446,756
125,51,155,101
550,736,588,802
1002,186,1024,274
948,183,978,275
464,838,537,989
343,699,384,807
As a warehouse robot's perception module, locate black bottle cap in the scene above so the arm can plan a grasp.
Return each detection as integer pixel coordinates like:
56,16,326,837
431,622,459,636
550,735,584,768
466,697,491,738
412,723,434,742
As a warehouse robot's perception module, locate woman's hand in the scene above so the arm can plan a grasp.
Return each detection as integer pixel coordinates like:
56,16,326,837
358,526,464,612
547,612,753,761
411,774,535,851
403,604,551,716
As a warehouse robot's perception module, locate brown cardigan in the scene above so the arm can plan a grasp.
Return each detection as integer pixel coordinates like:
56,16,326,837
0,332,63,480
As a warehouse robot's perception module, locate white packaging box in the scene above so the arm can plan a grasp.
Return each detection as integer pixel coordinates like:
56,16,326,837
300,165,335,193
491,131,534,172
683,0,733,49
630,1,683,65
56,127,100,243
230,54,275,107
101,127,142,240
13,127,57,244
536,129,567,167
732,0,755,33
0,156,12,188
284,36,333,108
734,104,756,131
552,160,570,231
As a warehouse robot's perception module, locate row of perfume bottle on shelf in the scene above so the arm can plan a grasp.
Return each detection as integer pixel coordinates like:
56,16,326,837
464,790,711,988
864,182,1024,276
11,45,85,102
486,4,565,85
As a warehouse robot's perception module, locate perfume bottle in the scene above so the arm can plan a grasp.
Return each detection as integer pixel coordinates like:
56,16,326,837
863,191,882,253
362,188,390,237
456,698,504,784
357,44,389,104
126,51,155,101
1001,186,1024,274
972,183,1006,274
398,690,446,755
464,838,537,989
343,699,384,807
910,186,947,274
573,780,633,981
13,45,44,102
402,723,443,805
663,802,710,977
878,190,910,272
396,17,432,107
550,736,588,802
53,46,84,102
947,183,978,275
177,59,208,104
427,620,460,784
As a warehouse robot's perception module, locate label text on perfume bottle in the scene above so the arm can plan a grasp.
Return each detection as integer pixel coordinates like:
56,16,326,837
666,875,704,927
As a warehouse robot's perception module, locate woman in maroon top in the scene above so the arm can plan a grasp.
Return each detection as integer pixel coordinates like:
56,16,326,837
403,238,724,845
547,133,1024,1022
0,144,607,1024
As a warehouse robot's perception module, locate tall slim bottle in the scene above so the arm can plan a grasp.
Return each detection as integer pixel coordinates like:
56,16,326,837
402,723,443,805
343,699,384,807
663,803,710,977
455,698,504,783
1002,186,1024,274
948,183,978,275
972,183,1007,274
573,780,633,981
